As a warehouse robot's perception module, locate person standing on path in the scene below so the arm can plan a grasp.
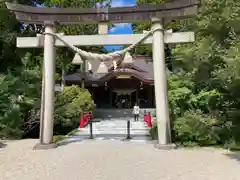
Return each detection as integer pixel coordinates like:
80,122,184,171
133,104,140,121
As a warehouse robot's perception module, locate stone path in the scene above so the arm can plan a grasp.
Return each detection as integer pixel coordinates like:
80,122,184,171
0,139,240,180
60,120,152,145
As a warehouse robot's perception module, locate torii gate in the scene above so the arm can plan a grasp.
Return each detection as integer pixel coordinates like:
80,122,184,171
6,0,199,150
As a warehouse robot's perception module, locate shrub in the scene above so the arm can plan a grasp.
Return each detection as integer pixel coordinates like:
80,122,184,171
54,85,95,135
149,118,158,140
173,110,220,146
150,110,221,146
0,71,41,139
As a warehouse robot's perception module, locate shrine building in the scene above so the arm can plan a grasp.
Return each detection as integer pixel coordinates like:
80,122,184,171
63,53,170,110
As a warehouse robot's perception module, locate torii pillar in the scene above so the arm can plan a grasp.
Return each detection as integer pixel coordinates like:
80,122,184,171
35,21,57,150
151,18,174,149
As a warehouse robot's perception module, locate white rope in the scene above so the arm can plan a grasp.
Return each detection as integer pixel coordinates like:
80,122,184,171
43,28,161,62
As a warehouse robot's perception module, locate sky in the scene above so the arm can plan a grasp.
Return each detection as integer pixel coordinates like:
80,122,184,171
105,0,136,51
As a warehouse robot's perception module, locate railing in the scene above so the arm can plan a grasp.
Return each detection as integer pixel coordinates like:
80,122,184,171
143,113,152,128
79,112,92,128
87,119,132,140
79,110,152,140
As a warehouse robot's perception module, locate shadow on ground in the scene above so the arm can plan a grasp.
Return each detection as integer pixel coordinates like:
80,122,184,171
56,137,88,147
225,152,240,163
56,134,154,147
0,142,7,148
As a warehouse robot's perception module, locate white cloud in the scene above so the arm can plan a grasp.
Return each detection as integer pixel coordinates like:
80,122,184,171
109,23,131,33
111,1,124,7
111,0,135,7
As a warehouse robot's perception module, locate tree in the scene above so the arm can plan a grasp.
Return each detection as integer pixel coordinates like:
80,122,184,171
0,0,110,139
139,0,240,145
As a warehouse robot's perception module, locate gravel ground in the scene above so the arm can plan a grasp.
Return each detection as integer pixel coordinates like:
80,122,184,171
0,139,240,180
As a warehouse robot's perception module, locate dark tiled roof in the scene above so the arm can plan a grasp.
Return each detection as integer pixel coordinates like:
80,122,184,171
64,56,154,83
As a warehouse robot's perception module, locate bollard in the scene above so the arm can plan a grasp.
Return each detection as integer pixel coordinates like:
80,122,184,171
89,122,93,139
126,120,131,140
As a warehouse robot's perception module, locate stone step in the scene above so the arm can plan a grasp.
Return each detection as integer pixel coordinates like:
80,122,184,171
75,133,149,136
76,120,150,137
63,120,152,144
92,120,148,125
75,130,149,135
79,127,149,132
57,135,153,146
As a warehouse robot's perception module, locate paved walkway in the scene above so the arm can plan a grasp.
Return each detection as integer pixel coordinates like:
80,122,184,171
0,139,240,180
64,120,151,144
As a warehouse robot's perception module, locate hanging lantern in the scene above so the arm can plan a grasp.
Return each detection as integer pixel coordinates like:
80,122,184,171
104,82,108,90
72,53,83,64
123,52,133,64
113,60,117,70
140,82,143,90
87,61,92,71
96,61,108,75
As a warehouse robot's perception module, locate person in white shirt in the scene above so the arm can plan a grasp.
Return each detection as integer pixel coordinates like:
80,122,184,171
133,104,140,121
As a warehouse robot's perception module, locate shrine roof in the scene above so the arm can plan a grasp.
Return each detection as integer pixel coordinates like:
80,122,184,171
64,56,155,83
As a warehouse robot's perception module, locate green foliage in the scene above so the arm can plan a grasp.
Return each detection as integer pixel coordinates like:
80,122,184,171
143,0,240,147
54,85,95,135
149,118,158,140
0,66,41,139
0,0,108,139
173,110,220,146
150,74,224,146
53,135,65,144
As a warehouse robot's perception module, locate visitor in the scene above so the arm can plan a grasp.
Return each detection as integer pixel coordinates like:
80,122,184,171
133,104,140,121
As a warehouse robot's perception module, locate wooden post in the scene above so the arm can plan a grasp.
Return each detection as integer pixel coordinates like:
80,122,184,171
89,122,93,139
126,120,131,140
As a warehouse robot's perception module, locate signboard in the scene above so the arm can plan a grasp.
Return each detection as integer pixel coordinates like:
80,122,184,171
117,75,132,79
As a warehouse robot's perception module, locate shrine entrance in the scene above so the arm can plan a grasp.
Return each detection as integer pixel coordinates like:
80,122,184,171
113,89,136,109
90,74,155,109
6,0,199,149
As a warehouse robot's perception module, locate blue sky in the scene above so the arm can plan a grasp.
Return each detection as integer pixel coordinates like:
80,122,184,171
105,0,136,51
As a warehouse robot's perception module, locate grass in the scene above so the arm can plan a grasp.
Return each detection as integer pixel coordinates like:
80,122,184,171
67,129,79,136
53,135,65,144
223,143,240,152
52,128,80,144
